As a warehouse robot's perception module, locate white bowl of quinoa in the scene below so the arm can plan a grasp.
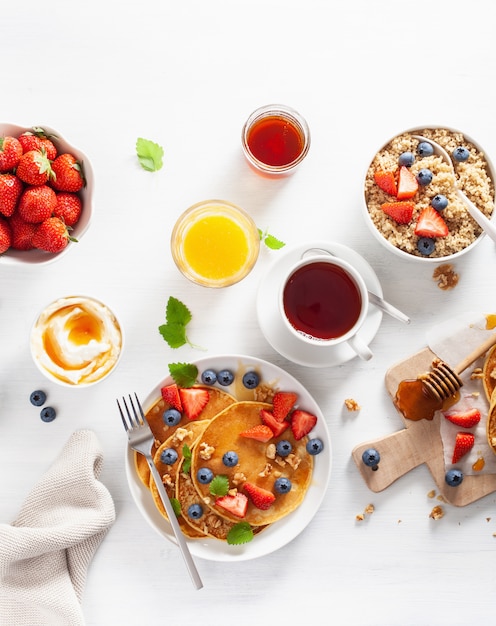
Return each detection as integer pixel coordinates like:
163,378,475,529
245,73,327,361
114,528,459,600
363,126,496,262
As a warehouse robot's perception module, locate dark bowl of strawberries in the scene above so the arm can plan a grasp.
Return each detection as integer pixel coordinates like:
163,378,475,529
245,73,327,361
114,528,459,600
0,123,94,265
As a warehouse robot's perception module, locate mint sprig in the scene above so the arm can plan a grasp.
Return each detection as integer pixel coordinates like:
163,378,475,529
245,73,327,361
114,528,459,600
168,362,198,387
182,444,193,474
136,137,164,171
159,296,204,350
209,475,229,497
258,228,285,250
227,522,254,545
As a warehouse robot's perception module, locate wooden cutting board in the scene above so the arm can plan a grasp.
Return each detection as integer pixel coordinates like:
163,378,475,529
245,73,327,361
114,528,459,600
351,347,496,506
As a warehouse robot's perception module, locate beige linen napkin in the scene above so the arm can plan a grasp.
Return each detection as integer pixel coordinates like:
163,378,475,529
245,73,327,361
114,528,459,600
0,429,115,626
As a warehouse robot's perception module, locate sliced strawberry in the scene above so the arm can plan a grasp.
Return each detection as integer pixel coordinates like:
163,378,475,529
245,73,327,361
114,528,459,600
396,166,418,200
215,493,248,518
161,383,183,412
272,391,298,422
444,408,481,429
243,482,275,510
373,170,397,196
381,201,414,225
415,206,448,238
291,409,317,440
239,424,274,442
260,408,290,437
179,387,209,420
451,432,475,464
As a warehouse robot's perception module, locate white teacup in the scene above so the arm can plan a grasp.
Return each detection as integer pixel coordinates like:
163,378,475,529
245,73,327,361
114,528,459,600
279,251,373,361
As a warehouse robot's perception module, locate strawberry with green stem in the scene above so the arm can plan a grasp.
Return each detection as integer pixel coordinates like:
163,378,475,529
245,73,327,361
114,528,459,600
0,173,23,217
0,136,22,172
51,153,85,192
16,149,54,186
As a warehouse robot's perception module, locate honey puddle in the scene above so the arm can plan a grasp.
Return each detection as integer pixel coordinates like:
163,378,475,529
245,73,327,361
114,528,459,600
395,378,459,421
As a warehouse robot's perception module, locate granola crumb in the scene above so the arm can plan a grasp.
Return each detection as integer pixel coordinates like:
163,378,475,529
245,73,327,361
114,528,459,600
364,503,375,515
427,489,436,499
429,505,445,520
432,263,459,290
355,513,365,522
345,398,361,411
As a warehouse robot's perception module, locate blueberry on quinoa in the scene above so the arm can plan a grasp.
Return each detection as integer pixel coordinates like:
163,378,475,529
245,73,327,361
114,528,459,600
242,371,260,389
416,168,433,186
30,390,47,406
452,146,470,162
40,406,56,422
217,369,234,386
187,503,204,519
431,194,448,211
201,369,217,385
417,141,434,157
417,237,436,256
398,151,415,167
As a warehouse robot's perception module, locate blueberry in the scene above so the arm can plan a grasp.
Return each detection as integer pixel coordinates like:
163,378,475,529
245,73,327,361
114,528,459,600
30,390,46,406
217,369,234,386
242,371,260,389
162,408,181,426
452,146,470,162
160,448,178,465
201,369,217,385
187,503,203,519
431,194,448,211
306,438,324,455
398,151,415,167
276,440,293,457
274,477,292,494
445,468,463,487
196,467,214,484
362,448,380,470
416,168,433,186
222,451,238,467
417,237,436,256
40,406,56,422
417,141,434,157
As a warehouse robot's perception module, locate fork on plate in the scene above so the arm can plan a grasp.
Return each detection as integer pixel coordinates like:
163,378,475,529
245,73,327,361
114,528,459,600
117,393,203,590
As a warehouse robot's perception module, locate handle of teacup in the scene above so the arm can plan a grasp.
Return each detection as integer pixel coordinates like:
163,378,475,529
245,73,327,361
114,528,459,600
348,333,373,361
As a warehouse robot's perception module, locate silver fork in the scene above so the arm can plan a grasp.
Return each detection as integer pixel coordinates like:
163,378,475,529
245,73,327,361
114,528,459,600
117,393,203,590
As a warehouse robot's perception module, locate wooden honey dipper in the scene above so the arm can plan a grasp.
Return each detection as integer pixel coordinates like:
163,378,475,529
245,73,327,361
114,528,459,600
395,332,496,422
420,332,496,402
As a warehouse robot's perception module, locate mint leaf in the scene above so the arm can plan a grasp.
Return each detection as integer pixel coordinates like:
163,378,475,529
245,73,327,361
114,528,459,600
209,475,229,496
166,296,192,326
136,137,164,171
158,322,188,349
168,362,198,387
182,444,192,473
258,228,285,250
170,497,181,517
227,522,254,545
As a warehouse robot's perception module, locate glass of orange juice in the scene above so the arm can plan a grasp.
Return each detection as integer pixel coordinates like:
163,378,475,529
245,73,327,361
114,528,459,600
171,200,260,287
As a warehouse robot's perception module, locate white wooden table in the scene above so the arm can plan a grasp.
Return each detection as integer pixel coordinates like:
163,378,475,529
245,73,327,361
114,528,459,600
1,1,495,624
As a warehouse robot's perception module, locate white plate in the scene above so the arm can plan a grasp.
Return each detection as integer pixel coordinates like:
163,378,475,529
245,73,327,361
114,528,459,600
256,240,383,367
125,354,332,562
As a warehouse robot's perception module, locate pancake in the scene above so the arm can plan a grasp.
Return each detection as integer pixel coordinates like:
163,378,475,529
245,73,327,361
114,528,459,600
135,385,236,486
190,401,314,527
149,420,209,538
483,344,496,403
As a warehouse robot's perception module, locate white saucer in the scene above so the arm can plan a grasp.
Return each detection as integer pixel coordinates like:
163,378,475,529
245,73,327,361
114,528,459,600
256,240,383,367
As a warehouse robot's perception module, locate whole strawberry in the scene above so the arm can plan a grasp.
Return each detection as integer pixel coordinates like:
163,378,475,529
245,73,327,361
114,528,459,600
0,216,12,254
16,149,54,186
0,173,23,217
51,153,84,192
9,213,36,250
18,185,57,223
0,136,22,173
18,129,57,161
53,192,82,226
32,216,73,253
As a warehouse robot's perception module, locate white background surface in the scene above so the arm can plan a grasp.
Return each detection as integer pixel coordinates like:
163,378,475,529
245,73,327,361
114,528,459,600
1,1,496,624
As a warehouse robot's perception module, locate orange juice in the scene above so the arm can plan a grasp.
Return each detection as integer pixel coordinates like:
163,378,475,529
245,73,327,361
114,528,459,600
171,200,260,287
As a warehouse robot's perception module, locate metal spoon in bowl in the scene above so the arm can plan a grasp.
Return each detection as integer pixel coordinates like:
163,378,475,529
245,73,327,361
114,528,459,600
302,248,410,324
412,135,496,244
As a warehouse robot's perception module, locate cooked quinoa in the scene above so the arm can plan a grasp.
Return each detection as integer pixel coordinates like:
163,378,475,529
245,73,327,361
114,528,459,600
364,128,495,258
